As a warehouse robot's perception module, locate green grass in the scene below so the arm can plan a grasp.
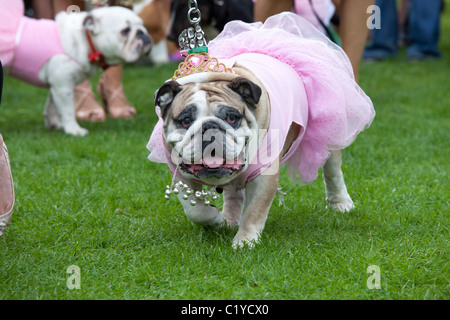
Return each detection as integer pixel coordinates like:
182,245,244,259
1,12,449,300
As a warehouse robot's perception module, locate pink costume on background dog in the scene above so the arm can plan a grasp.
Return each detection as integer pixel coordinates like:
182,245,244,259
0,0,66,87
147,13,375,186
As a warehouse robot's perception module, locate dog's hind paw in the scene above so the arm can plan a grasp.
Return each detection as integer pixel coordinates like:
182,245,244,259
327,193,355,212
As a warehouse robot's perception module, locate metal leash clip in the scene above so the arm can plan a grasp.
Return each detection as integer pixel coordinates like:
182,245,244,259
178,0,208,55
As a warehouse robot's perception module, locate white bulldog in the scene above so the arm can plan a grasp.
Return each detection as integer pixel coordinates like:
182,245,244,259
1,5,152,136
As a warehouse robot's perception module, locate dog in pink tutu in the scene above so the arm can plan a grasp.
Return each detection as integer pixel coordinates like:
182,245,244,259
147,12,375,248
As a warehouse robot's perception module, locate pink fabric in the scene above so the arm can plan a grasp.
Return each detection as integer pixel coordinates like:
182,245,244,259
147,52,309,185
252,0,335,33
220,53,309,183
147,13,375,185
292,0,335,32
0,0,24,66
0,0,66,87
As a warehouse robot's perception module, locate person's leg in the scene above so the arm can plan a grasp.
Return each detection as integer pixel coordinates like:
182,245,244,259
363,0,399,61
0,61,2,106
338,0,374,81
407,0,442,60
94,1,137,119
254,0,293,22
32,0,54,19
53,0,84,15
74,80,106,122
97,65,136,119
0,62,15,237
0,135,14,237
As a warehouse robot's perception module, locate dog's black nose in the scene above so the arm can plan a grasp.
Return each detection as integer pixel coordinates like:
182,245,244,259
137,29,144,37
202,122,220,134
137,29,152,48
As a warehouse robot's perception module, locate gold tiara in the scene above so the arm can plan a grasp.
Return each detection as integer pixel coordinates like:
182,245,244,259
172,47,234,80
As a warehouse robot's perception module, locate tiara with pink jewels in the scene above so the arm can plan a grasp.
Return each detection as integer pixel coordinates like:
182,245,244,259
172,48,234,80
172,0,233,81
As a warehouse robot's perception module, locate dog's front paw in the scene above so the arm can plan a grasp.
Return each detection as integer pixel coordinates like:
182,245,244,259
232,230,260,249
64,124,89,136
327,193,355,212
183,204,225,227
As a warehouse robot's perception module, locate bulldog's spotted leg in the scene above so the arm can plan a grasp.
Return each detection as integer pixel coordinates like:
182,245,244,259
176,178,224,227
221,185,245,226
322,150,354,212
232,164,280,249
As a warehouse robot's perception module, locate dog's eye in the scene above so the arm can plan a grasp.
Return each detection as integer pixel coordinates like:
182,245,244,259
181,117,192,128
226,114,237,125
121,27,131,37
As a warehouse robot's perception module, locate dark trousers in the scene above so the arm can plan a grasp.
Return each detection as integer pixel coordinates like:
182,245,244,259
364,0,442,59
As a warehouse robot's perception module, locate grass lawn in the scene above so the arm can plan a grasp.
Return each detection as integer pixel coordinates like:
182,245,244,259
1,10,449,300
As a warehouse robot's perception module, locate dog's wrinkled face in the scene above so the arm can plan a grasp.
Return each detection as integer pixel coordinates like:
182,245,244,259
84,7,152,64
155,75,262,186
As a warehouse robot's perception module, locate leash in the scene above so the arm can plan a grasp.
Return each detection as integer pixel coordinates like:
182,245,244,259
307,0,341,45
167,0,181,39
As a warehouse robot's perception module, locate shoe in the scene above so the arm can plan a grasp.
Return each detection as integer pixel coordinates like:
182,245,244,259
363,48,398,62
406,49,441,61
0,135,15,237
97,76,136,119
74,80,106,122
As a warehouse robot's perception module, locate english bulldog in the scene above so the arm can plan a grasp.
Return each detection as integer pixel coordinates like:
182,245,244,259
0,3,152,136
147,13,375,248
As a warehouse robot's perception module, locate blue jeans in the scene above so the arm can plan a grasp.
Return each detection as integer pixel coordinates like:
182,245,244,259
407,0,442,58
364,0,442,59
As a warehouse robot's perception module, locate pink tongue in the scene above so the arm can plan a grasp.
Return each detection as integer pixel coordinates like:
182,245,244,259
202,156,223,169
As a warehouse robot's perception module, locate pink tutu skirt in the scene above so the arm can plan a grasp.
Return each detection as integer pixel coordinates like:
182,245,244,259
208,13,375,184
147,13,374,185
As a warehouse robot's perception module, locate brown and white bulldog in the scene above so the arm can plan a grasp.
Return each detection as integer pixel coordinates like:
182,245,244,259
151,66,355,249
147,13,374,249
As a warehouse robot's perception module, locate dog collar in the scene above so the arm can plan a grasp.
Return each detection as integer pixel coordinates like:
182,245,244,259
85,29,109,70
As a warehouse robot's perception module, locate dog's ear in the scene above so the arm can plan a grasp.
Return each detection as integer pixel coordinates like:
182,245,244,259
154,80,182,118
83,14,100,35
228,77,262,106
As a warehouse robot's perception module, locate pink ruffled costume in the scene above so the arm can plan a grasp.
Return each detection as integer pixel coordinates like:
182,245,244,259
147,13,375,185
0,0,66,87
